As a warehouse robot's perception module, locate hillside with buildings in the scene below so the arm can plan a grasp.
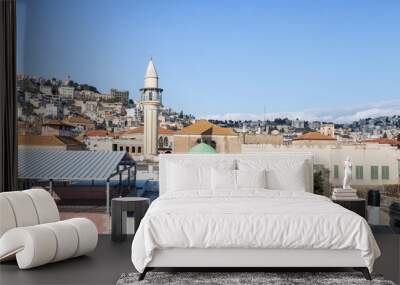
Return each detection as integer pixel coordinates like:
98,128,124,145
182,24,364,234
17,60,400,199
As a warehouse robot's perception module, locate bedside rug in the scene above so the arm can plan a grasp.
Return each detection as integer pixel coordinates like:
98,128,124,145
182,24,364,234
116,271,395,285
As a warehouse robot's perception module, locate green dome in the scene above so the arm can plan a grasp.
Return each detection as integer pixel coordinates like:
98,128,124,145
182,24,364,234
189,143,217,154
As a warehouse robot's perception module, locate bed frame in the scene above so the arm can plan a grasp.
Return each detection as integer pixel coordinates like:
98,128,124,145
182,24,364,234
139,154,371,281
139,248,370,280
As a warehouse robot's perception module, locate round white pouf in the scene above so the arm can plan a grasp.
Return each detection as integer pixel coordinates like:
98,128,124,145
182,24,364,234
64,218,98,257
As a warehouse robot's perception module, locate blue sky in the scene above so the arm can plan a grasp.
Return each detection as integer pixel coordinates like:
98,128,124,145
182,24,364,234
17,0,400,122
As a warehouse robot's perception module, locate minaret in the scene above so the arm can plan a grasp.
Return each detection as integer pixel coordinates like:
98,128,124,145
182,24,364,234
140,59,163,156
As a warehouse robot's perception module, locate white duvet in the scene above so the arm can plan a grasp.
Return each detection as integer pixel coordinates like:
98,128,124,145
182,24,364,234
131,190,380,273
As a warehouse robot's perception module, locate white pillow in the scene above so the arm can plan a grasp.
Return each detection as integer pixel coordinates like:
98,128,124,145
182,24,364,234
236,169,267,189
167,162,209,191
167,160,236,192
238,159,307,191
211,168,236,190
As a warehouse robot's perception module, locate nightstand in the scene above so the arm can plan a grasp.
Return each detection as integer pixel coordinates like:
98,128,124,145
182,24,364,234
332,198,366,218
111,197,150,242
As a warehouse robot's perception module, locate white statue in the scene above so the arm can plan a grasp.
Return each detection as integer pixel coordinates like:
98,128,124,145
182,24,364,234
342,156,352,190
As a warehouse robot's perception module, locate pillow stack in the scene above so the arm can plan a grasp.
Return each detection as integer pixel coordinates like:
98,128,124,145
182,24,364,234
165,158,308,194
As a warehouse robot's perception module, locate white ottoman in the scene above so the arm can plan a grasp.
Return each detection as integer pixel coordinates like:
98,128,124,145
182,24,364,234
0,189,98,269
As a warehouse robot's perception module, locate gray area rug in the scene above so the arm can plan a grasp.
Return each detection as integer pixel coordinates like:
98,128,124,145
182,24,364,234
116,272,396,285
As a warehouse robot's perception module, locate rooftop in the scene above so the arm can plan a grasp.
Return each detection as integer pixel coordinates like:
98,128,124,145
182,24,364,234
18,149,132,180
86,130,116,137
177,120,237,136
43,119,75,128
18,135,84,147
64,115,95,125
293,132,336,141
363,138,400,145
119,126,175,136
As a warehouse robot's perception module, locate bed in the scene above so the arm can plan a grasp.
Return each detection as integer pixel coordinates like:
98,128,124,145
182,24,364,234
131,153,380,280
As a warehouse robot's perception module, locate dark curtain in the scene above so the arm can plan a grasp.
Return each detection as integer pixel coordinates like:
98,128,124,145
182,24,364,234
0,0,17,192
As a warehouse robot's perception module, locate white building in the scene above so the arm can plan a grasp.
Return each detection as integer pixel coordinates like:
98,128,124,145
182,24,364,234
85,134,144,157
292,119,305,129
310,121,321,130
140,59,163,157
320,124,335,138
111,88,129,106
58,86,75,99
84,127,174,158
242,143,400,189
100,102,124,115
34,103,59,118
39,85,53,95
74,100,99,115
126,106,142,123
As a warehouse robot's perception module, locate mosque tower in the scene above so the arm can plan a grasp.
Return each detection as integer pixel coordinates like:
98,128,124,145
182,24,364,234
140,59,163,156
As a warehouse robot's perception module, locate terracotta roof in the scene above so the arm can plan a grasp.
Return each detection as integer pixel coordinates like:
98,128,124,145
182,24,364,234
119,126,176,135
85,130,115,137
18,135,84,146
64,115,94,125
293,132,336,141
176,120,237,136
43,120,75,128
363,138,400,145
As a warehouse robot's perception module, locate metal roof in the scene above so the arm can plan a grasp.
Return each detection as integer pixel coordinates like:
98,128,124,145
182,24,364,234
18,150,133,181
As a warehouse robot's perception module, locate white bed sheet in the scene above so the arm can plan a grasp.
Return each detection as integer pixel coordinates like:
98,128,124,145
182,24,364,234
131,190,380,273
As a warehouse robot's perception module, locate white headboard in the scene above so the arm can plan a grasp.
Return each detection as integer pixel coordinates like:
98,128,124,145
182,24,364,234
159,153,314,195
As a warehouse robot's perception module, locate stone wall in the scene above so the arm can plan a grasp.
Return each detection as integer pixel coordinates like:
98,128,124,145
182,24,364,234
244,134,283,145
174,135,241,153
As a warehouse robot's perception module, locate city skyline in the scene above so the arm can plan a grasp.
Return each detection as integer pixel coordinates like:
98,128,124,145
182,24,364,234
17,73,400,124
17,0,400,121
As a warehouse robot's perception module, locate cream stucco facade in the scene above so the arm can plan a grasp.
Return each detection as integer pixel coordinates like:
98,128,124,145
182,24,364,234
242,143,400,188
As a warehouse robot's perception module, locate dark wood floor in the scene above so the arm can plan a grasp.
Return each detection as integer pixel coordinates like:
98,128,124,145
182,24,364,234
1,234,398,285
0,235,134,285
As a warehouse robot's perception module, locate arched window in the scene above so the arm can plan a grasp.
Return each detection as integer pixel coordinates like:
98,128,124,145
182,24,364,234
164,136,168,147
149,92,153,100
159,136,164,147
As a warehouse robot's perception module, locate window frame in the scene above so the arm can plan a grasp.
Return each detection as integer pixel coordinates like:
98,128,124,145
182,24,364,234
333,165,339,179
355,165,363,180
371,166,379,180
382,166,389,180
